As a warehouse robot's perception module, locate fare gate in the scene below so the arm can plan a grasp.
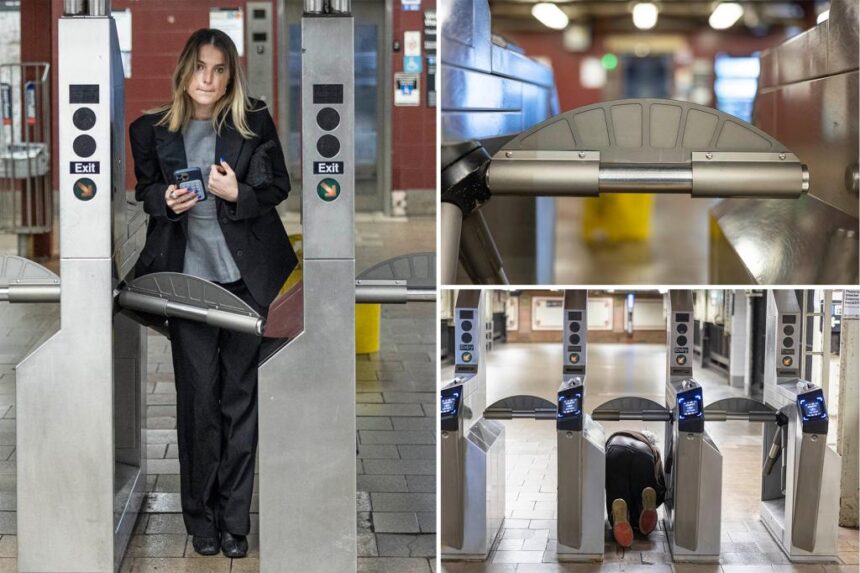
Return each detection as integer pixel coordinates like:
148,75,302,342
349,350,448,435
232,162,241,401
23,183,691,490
440,100,811,284
483,290,606,562
2,1,434,571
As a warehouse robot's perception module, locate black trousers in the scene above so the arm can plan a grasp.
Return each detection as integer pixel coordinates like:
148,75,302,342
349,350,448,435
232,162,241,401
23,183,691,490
168,279,266,537
605,431,667,529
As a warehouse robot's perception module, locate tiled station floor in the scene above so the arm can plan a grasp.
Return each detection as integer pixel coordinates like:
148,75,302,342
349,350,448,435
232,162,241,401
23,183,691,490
440,341,859,573
0,215,436,572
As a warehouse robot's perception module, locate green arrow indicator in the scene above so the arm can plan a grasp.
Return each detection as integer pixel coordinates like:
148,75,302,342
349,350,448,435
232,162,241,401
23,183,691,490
317,178,341,202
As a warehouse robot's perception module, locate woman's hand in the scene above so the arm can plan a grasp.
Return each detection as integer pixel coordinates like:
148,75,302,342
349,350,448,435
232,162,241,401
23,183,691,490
209,160,239,202
165,184,198,214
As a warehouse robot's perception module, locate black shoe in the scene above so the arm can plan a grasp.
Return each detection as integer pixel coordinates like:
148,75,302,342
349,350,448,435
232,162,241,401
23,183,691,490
192,534,220,556
221,532,249,558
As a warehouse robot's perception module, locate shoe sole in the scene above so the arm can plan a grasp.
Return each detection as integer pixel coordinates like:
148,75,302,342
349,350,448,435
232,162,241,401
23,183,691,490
639,486,658,535
611,498,634,548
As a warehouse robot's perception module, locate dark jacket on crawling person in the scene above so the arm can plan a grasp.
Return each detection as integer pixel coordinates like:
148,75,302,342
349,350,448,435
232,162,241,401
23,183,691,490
129,98,297,308
605,430,667,527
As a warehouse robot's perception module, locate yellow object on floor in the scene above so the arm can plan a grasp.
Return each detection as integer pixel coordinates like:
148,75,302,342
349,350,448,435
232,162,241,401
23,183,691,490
356,303,381,354
279,234,304,295
582,193,654,243
279,233,382,354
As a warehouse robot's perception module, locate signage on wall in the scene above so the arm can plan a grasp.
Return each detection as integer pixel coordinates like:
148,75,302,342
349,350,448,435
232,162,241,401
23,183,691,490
210,8,245,57
844,290,859,318
403,55,422,74
404,31,421,56
403,31,423,74
401,0,421,11
394,73,420,106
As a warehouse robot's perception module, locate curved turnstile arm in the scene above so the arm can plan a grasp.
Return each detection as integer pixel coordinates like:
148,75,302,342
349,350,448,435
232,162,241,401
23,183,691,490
591,397,672,422
484,395,556,420
117,272,263,336
440,99,810,282
356,252,437,302
703,397,781,422
0,255,61,303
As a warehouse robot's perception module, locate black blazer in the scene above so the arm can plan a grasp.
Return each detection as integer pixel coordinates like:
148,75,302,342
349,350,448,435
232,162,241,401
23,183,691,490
129,99,297,308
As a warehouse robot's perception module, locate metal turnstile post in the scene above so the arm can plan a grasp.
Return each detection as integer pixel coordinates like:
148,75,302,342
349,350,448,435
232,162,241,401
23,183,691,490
258,2,357,570
441,291,505,561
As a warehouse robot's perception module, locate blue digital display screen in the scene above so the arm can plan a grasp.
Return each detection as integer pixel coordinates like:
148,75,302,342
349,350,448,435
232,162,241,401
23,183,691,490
677,391,703,420
441,392,459,416
559,396,580,416
798,391,828,422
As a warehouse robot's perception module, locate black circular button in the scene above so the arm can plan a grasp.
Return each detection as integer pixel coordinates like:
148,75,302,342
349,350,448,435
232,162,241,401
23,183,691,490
783,325,794,336
461,333,472,343
73,134,96,158
677,336,688,347
316,107,340,131
570,322,581,333
461,320,472,332
73,107,96,131
783,337,793,348
677,323,688,334
317,134,340,158
569,334,580,345
237,250,244,257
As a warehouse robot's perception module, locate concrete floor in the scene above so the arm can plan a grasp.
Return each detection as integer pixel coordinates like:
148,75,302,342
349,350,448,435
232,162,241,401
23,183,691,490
440,340,859,573
0,214,436,572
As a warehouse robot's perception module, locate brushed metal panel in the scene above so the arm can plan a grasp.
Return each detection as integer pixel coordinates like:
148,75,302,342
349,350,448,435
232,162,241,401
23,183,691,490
491,44,555,88
441,0,492,74
773,72,858,217
828,0,859,75
442,66,523,111
302,18,354,261
710,196,859,284
258,260,356,573
17,259,115,573
58,18,112,260
441,111,525,141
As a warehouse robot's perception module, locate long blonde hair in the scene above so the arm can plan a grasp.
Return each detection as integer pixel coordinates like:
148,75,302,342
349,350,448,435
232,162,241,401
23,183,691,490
149,28,257,138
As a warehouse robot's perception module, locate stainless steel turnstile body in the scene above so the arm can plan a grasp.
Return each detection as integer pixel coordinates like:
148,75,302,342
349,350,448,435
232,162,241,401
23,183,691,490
442,291,505,560
760,292,840,562
441,0,558,283
711,0,859,284
556,291,605,561
662,292,722,563
258,6,357,572
481,291,606,561
15,10,146,572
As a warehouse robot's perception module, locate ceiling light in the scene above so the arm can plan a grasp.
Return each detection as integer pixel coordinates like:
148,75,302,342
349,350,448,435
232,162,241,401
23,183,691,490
709,2,744,30
632,3,658,30
532,2,569,30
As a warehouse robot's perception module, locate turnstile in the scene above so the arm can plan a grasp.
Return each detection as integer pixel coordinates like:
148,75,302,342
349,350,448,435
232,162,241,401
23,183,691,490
4,2,435,571
592,291,722,563
441,100,811,284
441,290,505,560
4,4,266,571
483,291,605,561
759,291,840,561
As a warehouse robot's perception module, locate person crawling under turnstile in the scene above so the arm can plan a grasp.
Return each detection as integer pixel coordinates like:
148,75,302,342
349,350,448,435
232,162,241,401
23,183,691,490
605,430,666,548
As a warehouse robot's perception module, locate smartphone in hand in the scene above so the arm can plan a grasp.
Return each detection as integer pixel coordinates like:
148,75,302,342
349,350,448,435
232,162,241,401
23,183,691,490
173,167,207,201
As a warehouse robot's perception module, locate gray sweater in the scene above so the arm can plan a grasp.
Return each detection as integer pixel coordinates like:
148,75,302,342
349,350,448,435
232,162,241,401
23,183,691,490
181,119,241,283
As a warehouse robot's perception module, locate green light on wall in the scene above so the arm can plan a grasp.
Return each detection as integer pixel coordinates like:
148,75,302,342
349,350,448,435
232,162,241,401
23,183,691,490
601,53,618,70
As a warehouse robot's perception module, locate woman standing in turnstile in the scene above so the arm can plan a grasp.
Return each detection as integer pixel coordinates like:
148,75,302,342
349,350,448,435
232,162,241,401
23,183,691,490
605,431,667,548
129,29,296,558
